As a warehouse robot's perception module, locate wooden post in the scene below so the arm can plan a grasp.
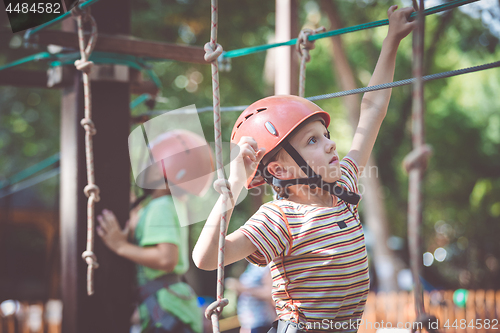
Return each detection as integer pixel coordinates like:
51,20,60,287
59,0,134,332
275,0,298,95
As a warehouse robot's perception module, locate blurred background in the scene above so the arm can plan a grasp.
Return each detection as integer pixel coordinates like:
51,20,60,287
0,0,499,332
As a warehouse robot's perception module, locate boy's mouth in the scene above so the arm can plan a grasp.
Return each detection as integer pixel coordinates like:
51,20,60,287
329,155,339,164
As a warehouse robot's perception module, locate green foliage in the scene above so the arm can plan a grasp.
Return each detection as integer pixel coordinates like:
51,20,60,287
1,0,499,290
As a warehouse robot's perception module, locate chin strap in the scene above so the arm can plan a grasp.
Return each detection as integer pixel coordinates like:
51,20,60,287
270,141,361,205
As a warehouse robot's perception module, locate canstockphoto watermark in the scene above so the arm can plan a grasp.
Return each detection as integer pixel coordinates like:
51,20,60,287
295,319,424,331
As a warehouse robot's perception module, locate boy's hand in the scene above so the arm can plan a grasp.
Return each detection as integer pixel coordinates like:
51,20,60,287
229,136,266,189
97,209,129,254
387,5,417,42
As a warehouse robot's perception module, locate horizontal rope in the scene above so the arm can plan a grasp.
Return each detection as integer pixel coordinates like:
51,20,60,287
307,60,500,102
222,0,479,59
0,153,60,191
0,167,60,199
4,62,497,195
24,0,101,39
0,50,162,89
133,60,500,121
0,52,53,72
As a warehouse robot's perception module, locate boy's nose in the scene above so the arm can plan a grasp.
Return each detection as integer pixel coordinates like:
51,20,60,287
326,139,336,152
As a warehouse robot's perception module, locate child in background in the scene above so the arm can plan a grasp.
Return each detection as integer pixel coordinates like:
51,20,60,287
193,6,415,333
98,130,213,333
225,264,276,333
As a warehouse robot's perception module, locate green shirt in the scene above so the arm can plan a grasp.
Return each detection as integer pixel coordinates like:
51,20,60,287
134,195,202,333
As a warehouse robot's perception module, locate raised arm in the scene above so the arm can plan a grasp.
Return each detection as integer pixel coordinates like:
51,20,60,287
347,5,416,169
192,137,265,271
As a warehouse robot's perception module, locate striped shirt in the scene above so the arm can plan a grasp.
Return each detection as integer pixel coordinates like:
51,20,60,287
239,157,369,332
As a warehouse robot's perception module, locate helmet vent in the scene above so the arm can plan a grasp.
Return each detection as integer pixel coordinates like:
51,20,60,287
256,108,267,112
236,121,243,129
245,113,254,120
265,121,278,136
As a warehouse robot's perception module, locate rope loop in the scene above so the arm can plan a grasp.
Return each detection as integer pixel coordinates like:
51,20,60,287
403,144,432,173
213,178,230,195
84,184,101,202
204,298,229,320
204,42,224,63
71,3,91,22
296,27,326,62
74,59,94,74
80,118,97,135
82,250,99,269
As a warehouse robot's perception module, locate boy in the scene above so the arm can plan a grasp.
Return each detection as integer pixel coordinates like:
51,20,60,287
193,5,415,332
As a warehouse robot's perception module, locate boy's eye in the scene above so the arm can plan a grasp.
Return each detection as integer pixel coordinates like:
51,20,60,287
324,131,330,139
308,137,317,144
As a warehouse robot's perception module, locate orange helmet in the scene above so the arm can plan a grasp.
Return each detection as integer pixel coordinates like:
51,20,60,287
230,95,360,205
147,129,214,196
231,95,330,189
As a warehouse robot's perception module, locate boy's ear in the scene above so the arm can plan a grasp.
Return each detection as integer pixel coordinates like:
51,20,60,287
267,161,294,180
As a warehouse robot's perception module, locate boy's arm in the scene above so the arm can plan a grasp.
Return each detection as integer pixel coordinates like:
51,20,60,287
192,136,265,271
347,5,416,170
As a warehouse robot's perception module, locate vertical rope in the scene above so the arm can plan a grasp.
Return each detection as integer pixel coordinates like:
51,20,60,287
296,27,325,97
404,2,437,331
72,4,99,296
203,0,230,332
409,0,426,319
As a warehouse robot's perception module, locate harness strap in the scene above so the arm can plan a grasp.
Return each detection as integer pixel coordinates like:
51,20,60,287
138,273,181,300
138,274,193,333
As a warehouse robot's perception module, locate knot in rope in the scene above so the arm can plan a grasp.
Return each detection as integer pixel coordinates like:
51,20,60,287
213,178,231,195
82,250,99,269
296,27,326,62
204,42,224,63
403,144,432,173
204,298,229,320
71,3,91,21
80,118,97,135
84,184,101,202
74,59,94,75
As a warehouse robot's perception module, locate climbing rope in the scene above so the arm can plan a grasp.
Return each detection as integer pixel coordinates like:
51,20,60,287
307,61,500,102
296,27,325,97
204,0,230,331
405,2,439,332
221,0,479,59
72,3,100,296
132,60,500,123
408,0,427,321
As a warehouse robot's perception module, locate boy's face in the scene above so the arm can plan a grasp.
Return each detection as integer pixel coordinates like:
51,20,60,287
279,119,341,183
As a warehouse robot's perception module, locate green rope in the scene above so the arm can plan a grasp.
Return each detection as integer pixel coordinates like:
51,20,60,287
25,0,101,39
0,52,53,72
0,50,162,89
0,153,60,191
222,0,479,59
130,93,152,109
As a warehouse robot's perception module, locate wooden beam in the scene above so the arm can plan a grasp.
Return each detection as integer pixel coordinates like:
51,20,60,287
275,0,298,95
37,30,207,64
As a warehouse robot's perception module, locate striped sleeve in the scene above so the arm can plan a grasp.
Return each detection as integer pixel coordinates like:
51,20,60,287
338,156,360,195
238,203,291,267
